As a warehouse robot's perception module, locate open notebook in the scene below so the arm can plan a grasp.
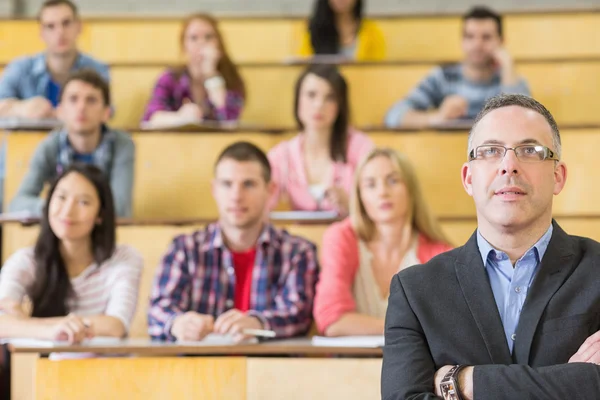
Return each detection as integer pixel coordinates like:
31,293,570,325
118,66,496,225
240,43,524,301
311,335,384,348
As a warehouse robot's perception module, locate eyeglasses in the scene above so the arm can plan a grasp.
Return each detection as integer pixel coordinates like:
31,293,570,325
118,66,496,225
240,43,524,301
468,145,560,163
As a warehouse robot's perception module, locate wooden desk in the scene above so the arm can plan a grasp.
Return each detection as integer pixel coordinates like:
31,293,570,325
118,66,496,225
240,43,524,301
9,338,382,400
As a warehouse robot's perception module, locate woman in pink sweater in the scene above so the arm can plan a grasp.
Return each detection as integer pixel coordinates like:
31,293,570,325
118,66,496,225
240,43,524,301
314,148,453,336
268,64,374,215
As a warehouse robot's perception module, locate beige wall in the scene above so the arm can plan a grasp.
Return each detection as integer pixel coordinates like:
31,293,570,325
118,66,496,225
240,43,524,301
10,0,594,18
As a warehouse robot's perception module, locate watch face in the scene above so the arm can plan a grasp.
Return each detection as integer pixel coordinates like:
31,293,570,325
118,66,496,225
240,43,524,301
441,382,461,400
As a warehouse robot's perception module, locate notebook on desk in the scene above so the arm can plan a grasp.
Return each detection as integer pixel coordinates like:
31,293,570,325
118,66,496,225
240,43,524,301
139,119,241,132
177,333,258,346
311,335,384,348
269,210,339,222
0,117,62,131
0,336,122,347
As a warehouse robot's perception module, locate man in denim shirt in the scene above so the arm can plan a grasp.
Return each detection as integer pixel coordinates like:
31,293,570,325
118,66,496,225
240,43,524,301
8,69,134,218
0,0,109,119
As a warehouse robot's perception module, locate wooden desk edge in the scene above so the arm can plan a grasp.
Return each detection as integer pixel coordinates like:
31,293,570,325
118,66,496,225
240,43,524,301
9,343,382,357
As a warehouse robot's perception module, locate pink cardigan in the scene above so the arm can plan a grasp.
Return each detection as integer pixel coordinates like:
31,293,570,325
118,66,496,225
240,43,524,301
313,218,453,333
267,128,374,211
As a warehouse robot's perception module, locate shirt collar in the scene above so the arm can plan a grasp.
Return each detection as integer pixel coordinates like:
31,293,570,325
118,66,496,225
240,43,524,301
476,224,553,266
59,124,110,151
32,52,83,77
206,222,277,251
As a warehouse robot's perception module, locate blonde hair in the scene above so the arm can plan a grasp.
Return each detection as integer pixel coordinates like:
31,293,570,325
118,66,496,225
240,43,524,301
349,148,450,245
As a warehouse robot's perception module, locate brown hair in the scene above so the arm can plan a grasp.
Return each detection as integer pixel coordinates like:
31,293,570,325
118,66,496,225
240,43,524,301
38,0,78,20
294,64,350,163
59,68,111,106
214,141,271,182
350,148,450,245
177,14,246,98
463,6,503,38
468,94,561,158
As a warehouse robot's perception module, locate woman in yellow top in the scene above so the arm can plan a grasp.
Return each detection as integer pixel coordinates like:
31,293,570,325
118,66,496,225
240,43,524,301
299,0,386,61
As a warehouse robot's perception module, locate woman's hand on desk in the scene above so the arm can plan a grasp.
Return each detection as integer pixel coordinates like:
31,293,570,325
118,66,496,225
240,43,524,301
177,99,203,121
45,314,94,344
325,186,349,216
171,311,215,341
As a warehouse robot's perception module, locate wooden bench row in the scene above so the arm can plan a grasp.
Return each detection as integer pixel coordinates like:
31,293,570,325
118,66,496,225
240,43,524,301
104,61,600,128
5,129,600,221
1,13,599,64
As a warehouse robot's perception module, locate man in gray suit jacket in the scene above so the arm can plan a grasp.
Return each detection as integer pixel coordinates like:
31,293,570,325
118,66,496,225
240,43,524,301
382,94,600,400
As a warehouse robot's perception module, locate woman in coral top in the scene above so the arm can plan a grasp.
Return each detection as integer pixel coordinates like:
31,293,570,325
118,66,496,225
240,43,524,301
268,64,374,216
313,148,453,336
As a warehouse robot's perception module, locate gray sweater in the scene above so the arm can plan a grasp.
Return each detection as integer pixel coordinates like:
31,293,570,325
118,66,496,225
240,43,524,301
384,63,531,127
8,128,135,217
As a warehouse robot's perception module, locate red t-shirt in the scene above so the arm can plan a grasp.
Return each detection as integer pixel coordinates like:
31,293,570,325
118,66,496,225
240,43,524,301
231,248,257,312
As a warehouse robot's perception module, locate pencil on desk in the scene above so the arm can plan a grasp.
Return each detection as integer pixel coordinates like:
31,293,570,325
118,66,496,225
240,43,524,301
242,328,276,338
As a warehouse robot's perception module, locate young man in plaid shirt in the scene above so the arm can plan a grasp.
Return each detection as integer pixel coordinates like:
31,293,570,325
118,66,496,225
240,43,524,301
148,141,319,342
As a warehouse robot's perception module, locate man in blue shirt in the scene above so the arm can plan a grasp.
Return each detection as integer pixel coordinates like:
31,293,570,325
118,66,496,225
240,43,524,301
382,94,600,400
0,0,109,118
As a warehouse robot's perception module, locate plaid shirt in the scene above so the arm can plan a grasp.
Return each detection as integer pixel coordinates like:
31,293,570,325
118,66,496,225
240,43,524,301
141,69,244,122
148,223,319,341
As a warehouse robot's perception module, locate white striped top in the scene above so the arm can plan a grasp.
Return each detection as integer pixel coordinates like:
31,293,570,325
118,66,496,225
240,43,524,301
0,245,143,333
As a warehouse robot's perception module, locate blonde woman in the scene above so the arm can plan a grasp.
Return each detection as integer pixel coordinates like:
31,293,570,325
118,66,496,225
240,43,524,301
313,148,452,336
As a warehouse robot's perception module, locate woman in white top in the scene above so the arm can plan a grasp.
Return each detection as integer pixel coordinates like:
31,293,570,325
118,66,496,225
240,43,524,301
0,164,143,343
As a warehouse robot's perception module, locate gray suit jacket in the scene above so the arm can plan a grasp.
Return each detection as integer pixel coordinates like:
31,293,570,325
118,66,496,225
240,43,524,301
382,222,600,400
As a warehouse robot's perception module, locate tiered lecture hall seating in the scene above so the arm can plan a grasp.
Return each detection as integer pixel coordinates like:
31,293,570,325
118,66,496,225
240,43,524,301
3,11,600,400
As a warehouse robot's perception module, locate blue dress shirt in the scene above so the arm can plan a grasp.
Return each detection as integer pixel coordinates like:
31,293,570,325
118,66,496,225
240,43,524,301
476,224,553,353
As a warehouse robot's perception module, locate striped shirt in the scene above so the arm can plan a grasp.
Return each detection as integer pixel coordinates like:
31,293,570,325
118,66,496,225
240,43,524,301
0,245,143,332
148,223,319,341
384,63,531,127
141,69,244,122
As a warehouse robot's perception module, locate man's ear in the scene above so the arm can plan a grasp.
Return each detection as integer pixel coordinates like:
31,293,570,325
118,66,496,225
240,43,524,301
56,103,64,121
102,105,111,123
553,161,567,196
461,162,474,197
267,180,277,198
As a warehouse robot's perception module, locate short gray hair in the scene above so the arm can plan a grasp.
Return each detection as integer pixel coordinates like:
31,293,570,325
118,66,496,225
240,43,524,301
467,94,561,159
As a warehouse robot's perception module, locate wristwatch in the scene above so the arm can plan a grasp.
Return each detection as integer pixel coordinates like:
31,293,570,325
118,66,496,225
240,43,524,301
439,365,466,400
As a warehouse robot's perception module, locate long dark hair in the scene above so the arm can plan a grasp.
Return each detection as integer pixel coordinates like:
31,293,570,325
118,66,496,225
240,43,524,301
30,164,116,317
308,0,363,55
294,64,350,163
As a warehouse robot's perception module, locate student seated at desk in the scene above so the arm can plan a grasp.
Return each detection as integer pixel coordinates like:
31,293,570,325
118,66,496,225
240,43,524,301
0,0,109,119
0,164,143,342
268,64,374,216
142,13,246,126
298,0,385,61
384,6,530,129
8,69,135,218
148,142,319,342
313,148,452,336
